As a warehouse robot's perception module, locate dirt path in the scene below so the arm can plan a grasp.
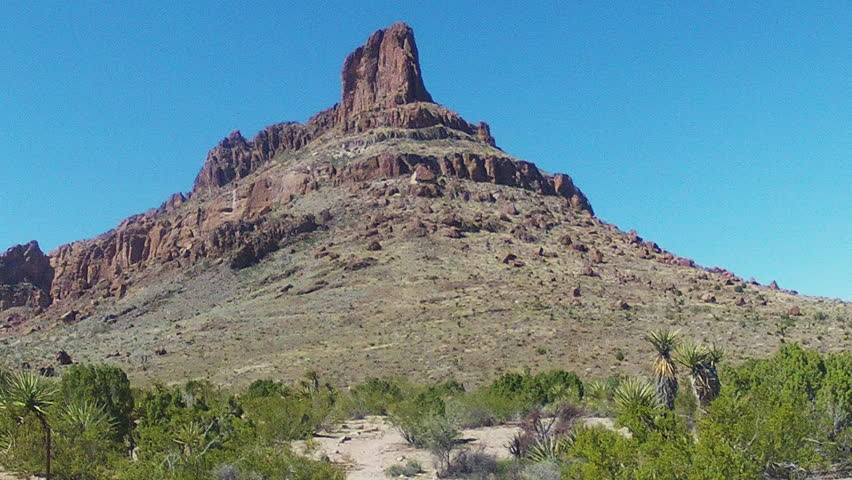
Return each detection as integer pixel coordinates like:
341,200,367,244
297,416,519,480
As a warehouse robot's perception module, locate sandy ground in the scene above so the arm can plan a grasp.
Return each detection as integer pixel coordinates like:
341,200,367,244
296,415,638,480
296,416,519,480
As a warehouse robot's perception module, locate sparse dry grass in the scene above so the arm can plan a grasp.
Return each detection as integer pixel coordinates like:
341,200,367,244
1,136,848,388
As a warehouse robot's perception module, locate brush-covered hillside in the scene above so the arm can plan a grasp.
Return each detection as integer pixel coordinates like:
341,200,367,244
0,23,848,387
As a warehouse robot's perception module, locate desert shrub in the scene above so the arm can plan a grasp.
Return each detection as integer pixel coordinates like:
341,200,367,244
216,445,344,480
563,426,636,479
384,458,424,477
60,364,134,441
135,383,188,426
446,449,499,479
0,414,45,476
242,394,327,443
520,460,561,480
52,401,123,479
388,383,451,446
346,377,404,417
420,415,459,475
245,379,289,398
489,369,583,409
445,395,498,428
508,404,582,459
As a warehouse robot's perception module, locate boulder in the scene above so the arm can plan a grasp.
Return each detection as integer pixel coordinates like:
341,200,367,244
56,350,73,366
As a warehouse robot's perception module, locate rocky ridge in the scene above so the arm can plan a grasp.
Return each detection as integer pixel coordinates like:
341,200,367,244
0,24,847,386
1,22,591,329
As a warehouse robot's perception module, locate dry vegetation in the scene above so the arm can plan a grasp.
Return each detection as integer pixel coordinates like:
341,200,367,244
2,167,847,388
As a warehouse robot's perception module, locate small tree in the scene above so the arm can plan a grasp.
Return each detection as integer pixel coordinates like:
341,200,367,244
60,364,134,444
1,372,58,479
645,329,679,410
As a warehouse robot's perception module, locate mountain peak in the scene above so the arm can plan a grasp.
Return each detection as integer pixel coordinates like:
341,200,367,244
339,22,433,118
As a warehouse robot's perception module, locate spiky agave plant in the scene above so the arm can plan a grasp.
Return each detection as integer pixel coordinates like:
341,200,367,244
614,378,659,413
59,401,116,441
1,372,58,479
644,329,679,410
526,434,574,462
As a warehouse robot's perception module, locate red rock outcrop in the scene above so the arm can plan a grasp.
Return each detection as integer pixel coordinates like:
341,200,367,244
0,242,53,312
338,22,433,120
0,241,53,291
2,22,595,326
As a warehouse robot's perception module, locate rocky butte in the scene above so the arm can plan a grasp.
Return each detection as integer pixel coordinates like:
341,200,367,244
1,23,847,383
0,22,591,329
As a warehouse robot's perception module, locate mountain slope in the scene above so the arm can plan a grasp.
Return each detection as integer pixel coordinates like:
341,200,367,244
0,23,848,386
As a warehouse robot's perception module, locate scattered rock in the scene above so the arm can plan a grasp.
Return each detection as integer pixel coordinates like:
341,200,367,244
769,280,780,290
59,310,78,324
788,306,802,316
344,257,377,272
443,228,462,239
677,257,695,267
155,348,168,356
56,350,73,365
701,293,717,303
501,204,519,217
570,287,581,297
580,265,598,277
366,241,382,251
410,164,437,184
500,253,524,267
735,297,746,306
295,281,329,295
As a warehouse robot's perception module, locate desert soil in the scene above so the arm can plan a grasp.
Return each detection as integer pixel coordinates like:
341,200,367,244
297,416,519,480
297,415,630,480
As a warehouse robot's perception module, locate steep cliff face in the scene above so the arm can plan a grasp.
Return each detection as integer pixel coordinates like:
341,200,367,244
0,242,53,325
1,22,593,326
339,22,433,118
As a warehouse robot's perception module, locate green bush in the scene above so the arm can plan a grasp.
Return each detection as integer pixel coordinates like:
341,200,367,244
60,364,134,442
384,458,423,477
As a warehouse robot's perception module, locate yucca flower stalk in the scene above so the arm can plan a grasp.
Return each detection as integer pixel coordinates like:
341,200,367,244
644,329,679,410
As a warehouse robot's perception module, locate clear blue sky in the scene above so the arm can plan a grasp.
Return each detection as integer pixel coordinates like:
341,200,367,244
1,2,849,300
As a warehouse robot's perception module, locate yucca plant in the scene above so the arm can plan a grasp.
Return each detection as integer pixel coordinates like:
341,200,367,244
644,329,679,410
526,434,573,462
1,372,58,479
58,401,116,441
584,379,613,401
704,343,724,402
614,378,659,413
674,342,714,408
172,420,221,458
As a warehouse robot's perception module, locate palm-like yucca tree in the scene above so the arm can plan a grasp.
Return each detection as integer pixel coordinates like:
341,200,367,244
704,343,724,402
674,342,714,408
1,372,58,479
644,329,679,410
